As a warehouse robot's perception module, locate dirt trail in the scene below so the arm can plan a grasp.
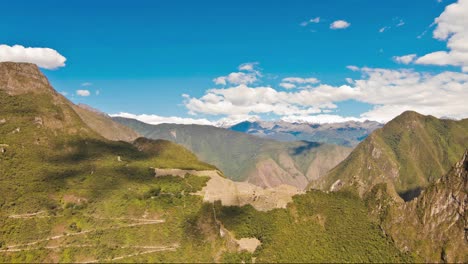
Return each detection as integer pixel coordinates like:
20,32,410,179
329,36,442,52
5,219,165,249
8,211,47,219
83,244,179,263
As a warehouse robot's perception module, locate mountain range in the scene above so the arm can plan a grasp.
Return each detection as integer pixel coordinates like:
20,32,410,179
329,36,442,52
228,119,382,147
113,117,351,190
0,62,466,263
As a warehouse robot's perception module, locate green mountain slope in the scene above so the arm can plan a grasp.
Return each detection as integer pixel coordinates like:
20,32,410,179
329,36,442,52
312,111,468,199
0,62,412,263
113,117,351,189
0,62,222,262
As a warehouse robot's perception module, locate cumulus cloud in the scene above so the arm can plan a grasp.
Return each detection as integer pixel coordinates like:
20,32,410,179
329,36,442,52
238,62,258,71
111,112,214,126
213,62,261,85
330,20,350,29
0,44,66,69
185,66,468,123
415,0,468,71
393,54,417,64
279,83,296,89
282,77,320,84
76,90,91,96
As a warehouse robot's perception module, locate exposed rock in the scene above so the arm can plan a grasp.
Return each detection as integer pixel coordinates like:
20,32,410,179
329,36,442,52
0,118,6,124
374,150,468,263
0,62,52,95
34,117,43,126
153,168,302,211
235,237,261,253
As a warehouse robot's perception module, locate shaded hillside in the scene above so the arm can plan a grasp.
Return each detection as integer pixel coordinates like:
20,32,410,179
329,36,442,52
229,120,382,147
72,104,140,142
366,151,468,263
0,62,411,263
113,117,352,189
0,62,224,262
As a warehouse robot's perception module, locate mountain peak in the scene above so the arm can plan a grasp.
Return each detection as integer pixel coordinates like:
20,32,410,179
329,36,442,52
0,62,52,95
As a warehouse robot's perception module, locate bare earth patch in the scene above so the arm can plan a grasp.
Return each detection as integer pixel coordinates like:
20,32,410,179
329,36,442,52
154,168,303,211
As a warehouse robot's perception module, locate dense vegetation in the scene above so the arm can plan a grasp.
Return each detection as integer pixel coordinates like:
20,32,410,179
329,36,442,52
0,91,224,262
316,111,468,198
217,190,414,263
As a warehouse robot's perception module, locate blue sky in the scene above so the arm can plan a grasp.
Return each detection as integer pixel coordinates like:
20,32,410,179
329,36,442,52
1,0,467,124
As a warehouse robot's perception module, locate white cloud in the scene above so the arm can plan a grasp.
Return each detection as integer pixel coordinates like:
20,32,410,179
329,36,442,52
415,0,468,71
185,66,468,123
81,82,92,87
76,90,91,97
310,17,320,23
330,20,350,29
346,65,359,71
238,62,258,71
379,27,389,33
0,44,66,69
111,112,214,126
282,77,320,84
396,20,405,27
95,90,100,95
213,63,261,85
282,114,367,124
345,78,354,84
300,17,320,27
279,83,296,89
393,54,417,64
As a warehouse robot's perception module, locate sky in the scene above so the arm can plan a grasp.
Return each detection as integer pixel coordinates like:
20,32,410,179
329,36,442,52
1,0,467,125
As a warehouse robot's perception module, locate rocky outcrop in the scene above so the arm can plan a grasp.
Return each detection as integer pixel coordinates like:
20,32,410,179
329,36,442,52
375,150,468,263
0,62,53,95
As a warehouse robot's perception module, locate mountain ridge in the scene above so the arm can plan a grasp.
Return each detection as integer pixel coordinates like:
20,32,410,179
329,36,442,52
113,116,352,189
312,110,468,199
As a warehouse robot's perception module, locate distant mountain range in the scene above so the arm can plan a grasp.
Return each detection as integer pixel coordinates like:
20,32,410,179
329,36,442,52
1,62,466,263
228,120,382,147
113,117,351,190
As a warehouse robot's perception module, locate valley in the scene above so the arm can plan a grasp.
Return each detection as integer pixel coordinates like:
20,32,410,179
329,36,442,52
0,61,466,263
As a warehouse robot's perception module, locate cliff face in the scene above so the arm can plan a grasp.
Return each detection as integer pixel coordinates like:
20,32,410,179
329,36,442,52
370,151,468,263
0,62,53,95
0,62,139,142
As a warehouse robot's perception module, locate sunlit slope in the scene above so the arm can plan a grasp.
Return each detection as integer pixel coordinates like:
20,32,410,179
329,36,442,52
313,111,468,198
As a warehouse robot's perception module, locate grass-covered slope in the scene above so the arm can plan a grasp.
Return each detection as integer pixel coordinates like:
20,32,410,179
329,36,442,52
0,63,223,262
217,190,413,263
113,117,351,189
313,111,468,198
0,62,418,263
